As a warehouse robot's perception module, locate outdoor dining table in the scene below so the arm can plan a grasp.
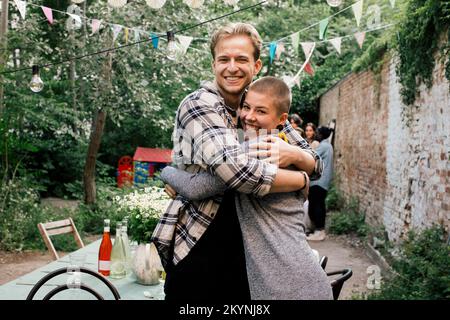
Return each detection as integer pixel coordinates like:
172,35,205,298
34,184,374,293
0,239,165,300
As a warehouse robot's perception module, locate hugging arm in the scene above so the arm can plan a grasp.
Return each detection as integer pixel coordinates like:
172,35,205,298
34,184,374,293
160,166,227,201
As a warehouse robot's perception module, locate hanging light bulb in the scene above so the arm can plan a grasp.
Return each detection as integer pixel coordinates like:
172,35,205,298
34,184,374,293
326,0,342,7
183,0,204,8
30,65,44,93
146,0,166,9
166,31,182,61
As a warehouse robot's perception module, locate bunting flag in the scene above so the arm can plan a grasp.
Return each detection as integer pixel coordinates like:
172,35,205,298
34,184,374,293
41,6,53,25
269,42,277,64
124,28,129,44
329,37,342,54
300,42,315,59
176,35,193,54
67,13,82,26
352,0,364,27
151,33,159,49
281,75,301,89
354,31,366,49
14,0,27,20
290,32,300,55
111,24,123,42
134,29,141,48
91,19,101,35
275,42,285,60
389,0,395,8
304,62,314,76
319,18,329,40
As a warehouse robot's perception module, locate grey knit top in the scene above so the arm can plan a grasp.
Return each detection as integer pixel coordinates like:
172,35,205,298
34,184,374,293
160,166,333,300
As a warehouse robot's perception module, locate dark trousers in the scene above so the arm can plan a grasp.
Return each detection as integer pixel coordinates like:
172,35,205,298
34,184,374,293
308,185,328,230
164,191,250,301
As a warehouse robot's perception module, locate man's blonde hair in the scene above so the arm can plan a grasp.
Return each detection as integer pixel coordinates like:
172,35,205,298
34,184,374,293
210,23,263,61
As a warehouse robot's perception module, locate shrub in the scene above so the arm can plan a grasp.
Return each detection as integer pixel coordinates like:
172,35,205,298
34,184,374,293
0,176,80,252
325,180,345,211
328,197,369,238
367,225,450,300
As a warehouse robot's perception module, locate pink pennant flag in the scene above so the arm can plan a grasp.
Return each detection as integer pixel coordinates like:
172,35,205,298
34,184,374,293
41,6,53,24
275,42,285,60
91,19,101,35
300,42,315,59
354,31,366,49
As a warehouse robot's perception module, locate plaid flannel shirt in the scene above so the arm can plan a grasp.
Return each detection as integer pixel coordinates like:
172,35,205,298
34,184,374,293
151,81,323,268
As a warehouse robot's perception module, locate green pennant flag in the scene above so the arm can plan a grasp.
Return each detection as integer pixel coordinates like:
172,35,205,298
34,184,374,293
319,18,329,40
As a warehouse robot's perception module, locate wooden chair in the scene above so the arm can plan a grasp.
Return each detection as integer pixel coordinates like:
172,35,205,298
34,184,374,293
38,218,84,260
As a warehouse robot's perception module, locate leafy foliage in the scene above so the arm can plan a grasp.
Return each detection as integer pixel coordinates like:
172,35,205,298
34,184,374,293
328,197,369,237
396,0,450,105
367,226,450,300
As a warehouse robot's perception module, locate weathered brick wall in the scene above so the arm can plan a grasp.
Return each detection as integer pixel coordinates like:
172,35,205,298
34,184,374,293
319,52,450,243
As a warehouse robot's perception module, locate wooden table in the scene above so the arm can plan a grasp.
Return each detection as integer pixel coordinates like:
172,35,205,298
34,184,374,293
0,239,165,300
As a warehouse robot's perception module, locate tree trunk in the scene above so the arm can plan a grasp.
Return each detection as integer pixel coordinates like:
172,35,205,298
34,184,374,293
83,48,112,205
0,0,10,114
83,108,107,204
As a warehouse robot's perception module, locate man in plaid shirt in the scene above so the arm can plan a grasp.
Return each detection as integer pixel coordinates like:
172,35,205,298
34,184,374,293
152,23,322,301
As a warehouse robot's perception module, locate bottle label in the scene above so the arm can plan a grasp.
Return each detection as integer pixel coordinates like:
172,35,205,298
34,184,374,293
104,227,110,232
98,260,111,271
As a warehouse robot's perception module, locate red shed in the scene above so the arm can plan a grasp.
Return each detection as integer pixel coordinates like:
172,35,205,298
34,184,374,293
133,147,172,184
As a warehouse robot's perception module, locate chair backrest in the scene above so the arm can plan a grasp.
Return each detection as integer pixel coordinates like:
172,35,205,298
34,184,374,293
319,256,328,270
26,267,121,300
327,268,353,300
38,218,84,260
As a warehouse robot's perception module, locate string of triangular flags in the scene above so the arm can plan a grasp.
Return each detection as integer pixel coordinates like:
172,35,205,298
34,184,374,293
267,0,398,62
12,0,200,54
279,23,394,90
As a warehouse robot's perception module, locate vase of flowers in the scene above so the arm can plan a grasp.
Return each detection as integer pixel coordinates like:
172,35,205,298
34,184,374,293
114,187,170,285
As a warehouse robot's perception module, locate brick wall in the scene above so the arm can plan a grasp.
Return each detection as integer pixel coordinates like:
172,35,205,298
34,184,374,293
319,51,450,243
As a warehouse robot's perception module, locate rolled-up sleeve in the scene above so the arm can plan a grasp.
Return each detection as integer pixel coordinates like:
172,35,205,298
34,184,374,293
175,98,277,197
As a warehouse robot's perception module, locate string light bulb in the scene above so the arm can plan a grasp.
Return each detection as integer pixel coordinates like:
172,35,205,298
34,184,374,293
166,31,182,61
326,0,342,7
29,65,44,93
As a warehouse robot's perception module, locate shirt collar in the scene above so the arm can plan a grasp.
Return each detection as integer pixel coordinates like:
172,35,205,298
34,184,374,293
200,80,238,118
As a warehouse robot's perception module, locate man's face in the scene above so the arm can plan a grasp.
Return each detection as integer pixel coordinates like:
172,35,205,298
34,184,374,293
212,35,262,100
239,90,287,135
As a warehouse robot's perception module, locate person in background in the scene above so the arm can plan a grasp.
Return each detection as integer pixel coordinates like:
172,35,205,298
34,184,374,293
307,126,334,242
289,114,305,138
304,122,320,149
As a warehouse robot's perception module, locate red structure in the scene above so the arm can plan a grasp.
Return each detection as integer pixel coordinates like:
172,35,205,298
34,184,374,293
117,156,134,188
133,147,172,184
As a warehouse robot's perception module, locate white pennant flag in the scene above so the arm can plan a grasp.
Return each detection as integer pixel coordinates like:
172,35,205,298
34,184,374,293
111,24,123,42
329,37,342,54
290,32,300,54
91,19,102,35
14,0,27,20
134,29,141,48
275,42,285,60
389,0,395,8
300,42,315,59
352,0,364,27
176,35,193,54
68,13,82,25
354,31,366,49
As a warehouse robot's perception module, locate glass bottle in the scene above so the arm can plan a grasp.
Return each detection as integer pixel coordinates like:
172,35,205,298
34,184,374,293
121,218,132,275
110,222,126,279
98,219,112,276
